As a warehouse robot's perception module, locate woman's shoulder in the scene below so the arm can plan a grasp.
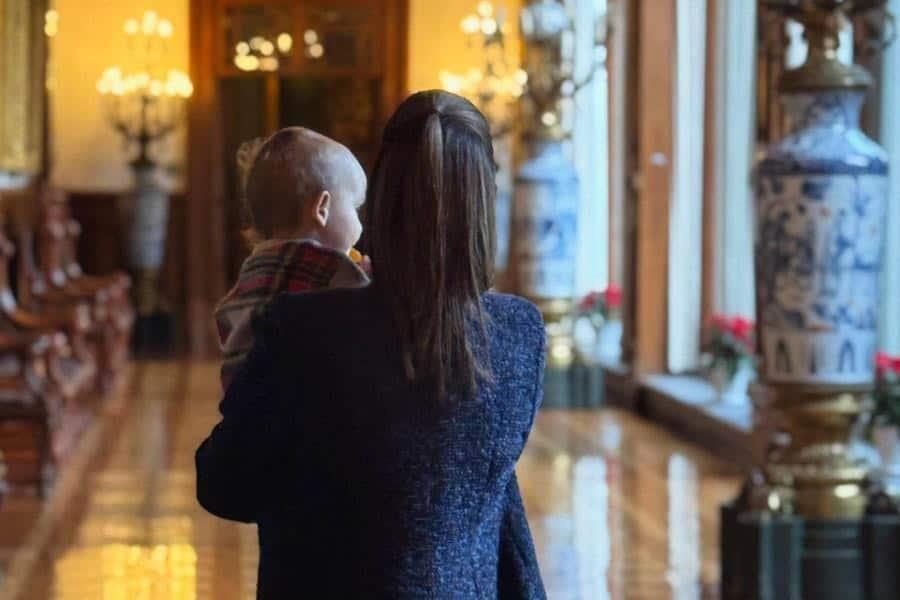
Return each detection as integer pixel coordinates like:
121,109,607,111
262,285,376,332
483,292,545,343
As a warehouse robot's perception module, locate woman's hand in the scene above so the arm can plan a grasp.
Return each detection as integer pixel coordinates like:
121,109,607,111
359,255,373,277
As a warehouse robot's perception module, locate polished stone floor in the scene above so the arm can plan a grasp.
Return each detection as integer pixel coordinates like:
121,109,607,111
0,361,741,599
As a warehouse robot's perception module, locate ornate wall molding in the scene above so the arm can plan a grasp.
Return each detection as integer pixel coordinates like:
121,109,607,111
0,0,47,174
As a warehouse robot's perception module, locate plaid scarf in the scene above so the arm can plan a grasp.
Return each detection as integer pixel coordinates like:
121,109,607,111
215,239,369,388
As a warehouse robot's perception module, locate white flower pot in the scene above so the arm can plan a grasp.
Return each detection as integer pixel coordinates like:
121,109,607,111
709,362,756,405
873,424,900,468
594,319,622,362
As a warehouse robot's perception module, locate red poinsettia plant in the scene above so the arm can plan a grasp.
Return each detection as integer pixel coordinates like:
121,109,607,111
874,352,900,427
702,314,755,380
578,284,623,322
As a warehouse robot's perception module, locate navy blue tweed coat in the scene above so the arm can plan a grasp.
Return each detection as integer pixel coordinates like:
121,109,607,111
196,285,547,598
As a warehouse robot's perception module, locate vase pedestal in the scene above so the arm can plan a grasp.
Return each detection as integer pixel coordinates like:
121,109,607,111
537,298,575,370
721,506,900,600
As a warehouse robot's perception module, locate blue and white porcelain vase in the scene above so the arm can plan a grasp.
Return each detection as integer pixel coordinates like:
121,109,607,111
512,139,578,302
756,88,889,387
120,163,170,315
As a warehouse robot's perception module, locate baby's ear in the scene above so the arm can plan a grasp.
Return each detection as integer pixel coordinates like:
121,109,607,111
313,191,331,227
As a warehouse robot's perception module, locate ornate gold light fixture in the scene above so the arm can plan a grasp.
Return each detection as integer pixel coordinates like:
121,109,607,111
96,11,192,317
439,1,527,138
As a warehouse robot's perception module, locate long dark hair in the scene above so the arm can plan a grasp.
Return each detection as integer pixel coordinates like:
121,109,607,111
365,90,496,398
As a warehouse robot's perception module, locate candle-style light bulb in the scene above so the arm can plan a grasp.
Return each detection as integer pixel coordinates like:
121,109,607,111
277,33,293,53
461,15,480,35
158,19,173,39
142,10,158,35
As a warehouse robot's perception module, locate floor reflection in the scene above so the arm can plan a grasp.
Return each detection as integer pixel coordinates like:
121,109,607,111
0,363,740,599
518,411,739,599
54,543,198,600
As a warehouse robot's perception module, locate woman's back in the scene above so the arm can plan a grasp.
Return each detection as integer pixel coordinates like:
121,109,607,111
197,285,546,597
198,90,546,598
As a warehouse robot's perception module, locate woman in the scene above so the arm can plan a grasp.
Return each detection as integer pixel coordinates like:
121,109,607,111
196,90,546,598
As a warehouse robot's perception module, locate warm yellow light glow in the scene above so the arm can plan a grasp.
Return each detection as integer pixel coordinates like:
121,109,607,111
259,56,279,72
461,15,480,35
541,111,558,127
167,70,193,98
44,22,58,37
236,41,250,56
277,33,293,53
550,342,571,364
304,29,318,45
553,453,572,473
141,10,158,35
835,484,860,499
55,543,198,600
46,9,59,23
250,36,265,50
481,18,498,35
514,69,528,86
234,54,260,71
439,70,464,94
149,80,164,97
158,19,173,38
124,18,139,35
477,1,494,18
260,40,275,56
309,43,324,59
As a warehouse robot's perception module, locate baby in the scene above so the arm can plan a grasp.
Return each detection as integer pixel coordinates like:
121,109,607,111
215,127,369,388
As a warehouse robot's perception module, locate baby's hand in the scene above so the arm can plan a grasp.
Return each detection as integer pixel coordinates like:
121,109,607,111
348,248,372,276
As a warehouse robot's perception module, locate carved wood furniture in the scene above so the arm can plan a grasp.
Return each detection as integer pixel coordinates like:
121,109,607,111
10,187,132,394
0,449,7,505
0,226,98,405
47,189,134,384
35,189,134,392
0,186,132,494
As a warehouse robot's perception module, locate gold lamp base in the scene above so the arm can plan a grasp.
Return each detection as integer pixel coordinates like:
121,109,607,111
533,298,575,370
753,383,874,520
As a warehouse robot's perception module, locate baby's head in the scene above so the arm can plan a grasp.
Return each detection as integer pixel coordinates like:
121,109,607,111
240,127,366,252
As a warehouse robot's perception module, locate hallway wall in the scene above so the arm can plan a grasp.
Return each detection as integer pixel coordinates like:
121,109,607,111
50,0,190,192
407,0,522,93
49,0,519,192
